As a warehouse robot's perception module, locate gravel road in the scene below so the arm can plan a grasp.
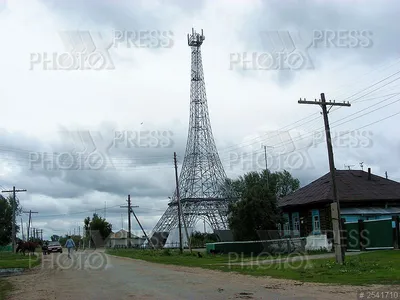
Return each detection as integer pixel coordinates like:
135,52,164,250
5,250,366,299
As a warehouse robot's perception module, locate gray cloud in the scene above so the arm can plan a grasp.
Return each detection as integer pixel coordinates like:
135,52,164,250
234,0,400,82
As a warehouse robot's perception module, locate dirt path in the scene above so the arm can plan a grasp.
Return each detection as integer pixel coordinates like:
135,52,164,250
3,250,384,299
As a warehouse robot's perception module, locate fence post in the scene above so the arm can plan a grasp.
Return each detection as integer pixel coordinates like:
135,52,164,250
340,218,347,253
358,219,365,251
392,216,399,249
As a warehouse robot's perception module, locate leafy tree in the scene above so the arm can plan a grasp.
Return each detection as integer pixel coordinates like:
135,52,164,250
50,235,60,241
225,170,300,241
83,213,112,247
270,170,300,199
0,195,22,246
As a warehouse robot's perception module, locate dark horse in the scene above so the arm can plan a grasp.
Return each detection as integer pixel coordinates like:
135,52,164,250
16,240,41,255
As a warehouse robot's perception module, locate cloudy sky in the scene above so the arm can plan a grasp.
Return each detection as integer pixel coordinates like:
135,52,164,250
1,0,400,240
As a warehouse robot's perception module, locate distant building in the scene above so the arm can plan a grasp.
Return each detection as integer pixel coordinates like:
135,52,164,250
106,229,146,248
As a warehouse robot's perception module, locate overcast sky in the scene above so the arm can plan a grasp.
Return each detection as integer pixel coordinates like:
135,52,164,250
1,0,400,240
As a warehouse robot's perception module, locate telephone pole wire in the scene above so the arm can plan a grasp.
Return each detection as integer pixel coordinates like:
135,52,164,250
298,93,350,264
2,187,27,253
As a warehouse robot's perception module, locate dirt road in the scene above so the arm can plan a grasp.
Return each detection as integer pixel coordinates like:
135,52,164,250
6,250,364,299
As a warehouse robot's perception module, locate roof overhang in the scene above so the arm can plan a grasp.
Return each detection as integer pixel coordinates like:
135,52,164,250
341,207,400,215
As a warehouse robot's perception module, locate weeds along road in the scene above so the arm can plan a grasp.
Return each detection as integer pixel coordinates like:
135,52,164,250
6,250,359,300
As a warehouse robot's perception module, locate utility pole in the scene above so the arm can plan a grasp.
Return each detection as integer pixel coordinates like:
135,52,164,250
263,145,273,187
121,196,155,249
385,171,388,179
264,145,268,171
20,219,24,241
128,196,131,243
23,210,38,241
174,152,191,253
121,195,137,248
2,187,27,253
298,94,350,264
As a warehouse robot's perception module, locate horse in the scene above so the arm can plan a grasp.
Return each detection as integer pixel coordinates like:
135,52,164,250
16,241,41,255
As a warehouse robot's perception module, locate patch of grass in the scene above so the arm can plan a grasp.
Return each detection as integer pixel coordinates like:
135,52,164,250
107,249,400,285
0,252,41,268
226,251,400,285
0,279,13,300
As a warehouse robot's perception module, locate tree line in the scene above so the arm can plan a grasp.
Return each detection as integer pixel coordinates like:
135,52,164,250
0,169,299,246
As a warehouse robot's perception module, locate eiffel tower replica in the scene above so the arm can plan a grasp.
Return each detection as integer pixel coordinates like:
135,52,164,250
150,28,232,247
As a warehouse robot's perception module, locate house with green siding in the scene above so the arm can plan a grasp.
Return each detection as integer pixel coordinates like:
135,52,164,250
278,168,400,250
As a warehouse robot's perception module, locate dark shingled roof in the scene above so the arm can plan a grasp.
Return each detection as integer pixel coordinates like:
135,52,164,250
278,170,400,208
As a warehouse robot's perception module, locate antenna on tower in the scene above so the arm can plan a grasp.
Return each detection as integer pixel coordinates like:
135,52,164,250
360,162,364,171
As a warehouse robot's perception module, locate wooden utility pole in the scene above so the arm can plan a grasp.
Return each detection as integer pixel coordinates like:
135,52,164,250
264,145,268,171
20,219,24,241
24,210,38,241
128,195,131,244
120,195,137,248
298,93,350,264
121,196,155,249
174,152,191,253
2,187,27,252
263,145,273,186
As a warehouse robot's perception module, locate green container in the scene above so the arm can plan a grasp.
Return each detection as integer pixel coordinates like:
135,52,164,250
345,222,360,250
0,245,12,252
363,219,393,249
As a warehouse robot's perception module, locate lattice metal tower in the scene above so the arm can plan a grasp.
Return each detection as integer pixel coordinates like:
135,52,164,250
151,28,231,244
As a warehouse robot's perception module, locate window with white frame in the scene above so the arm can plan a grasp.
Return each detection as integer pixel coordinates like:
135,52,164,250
312,209,321,234
292,212,300,236
283,213,290,236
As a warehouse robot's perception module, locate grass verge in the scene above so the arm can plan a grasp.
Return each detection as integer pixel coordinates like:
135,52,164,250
0,251,41,268
106,249,400,285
